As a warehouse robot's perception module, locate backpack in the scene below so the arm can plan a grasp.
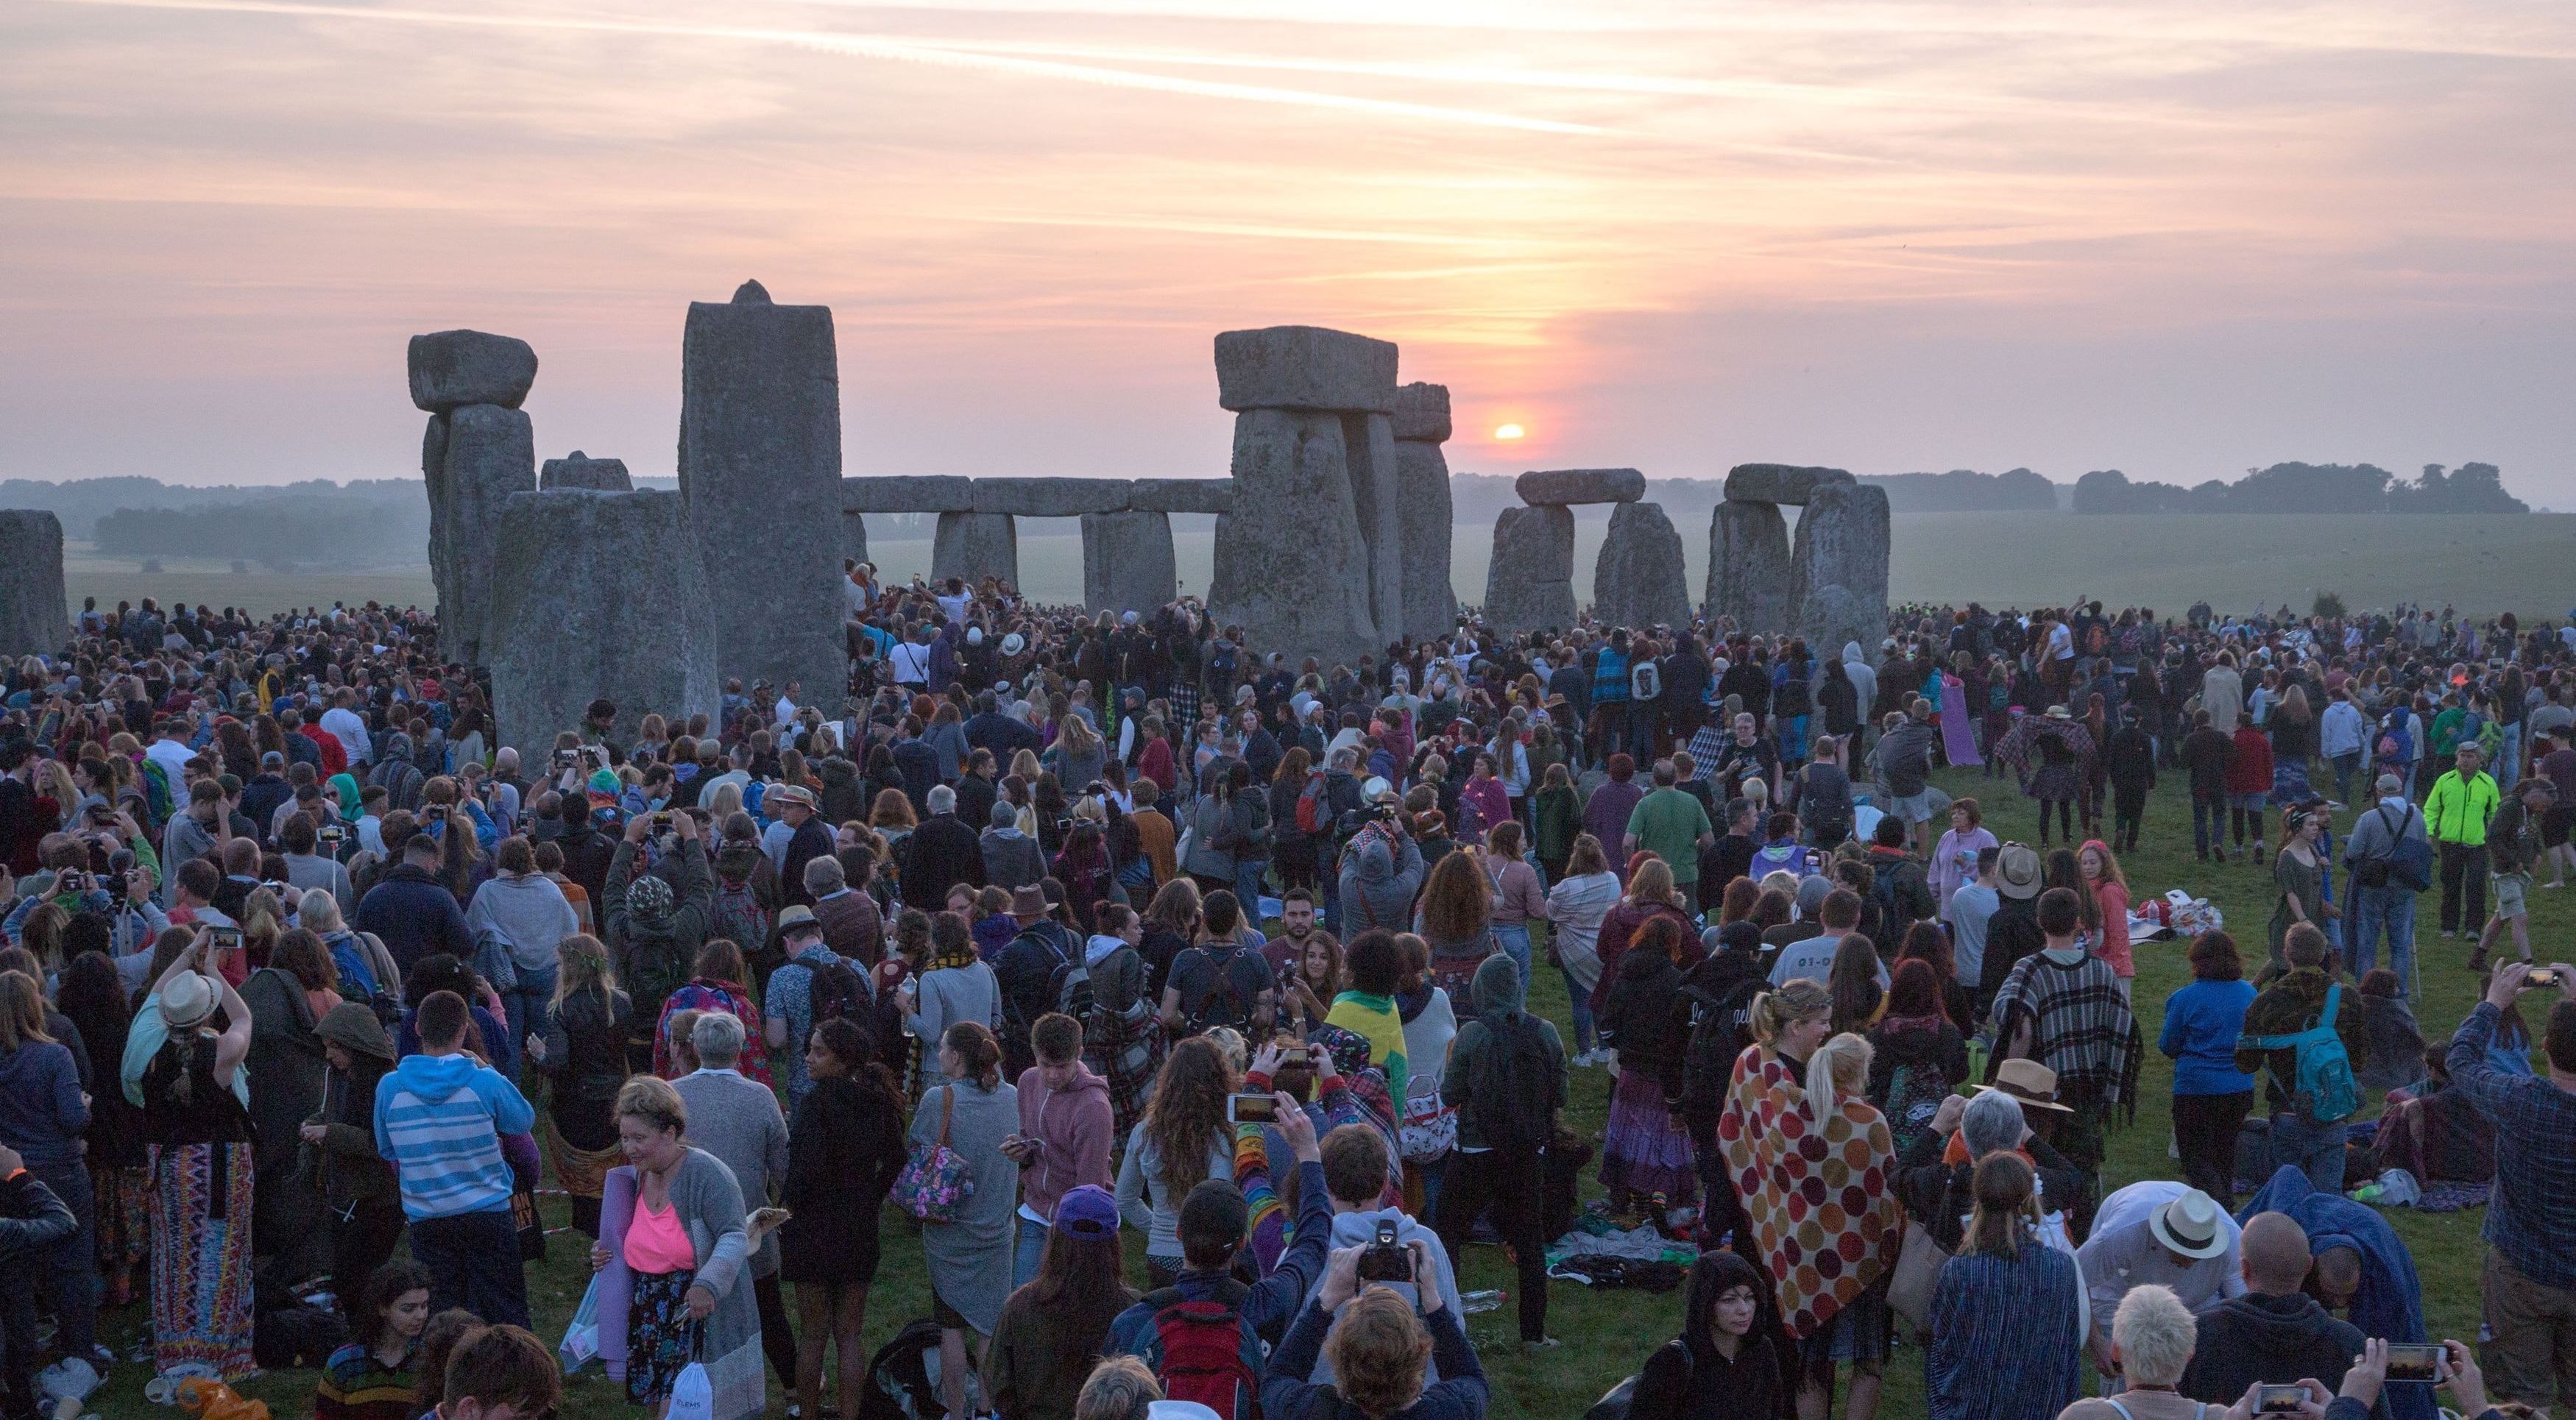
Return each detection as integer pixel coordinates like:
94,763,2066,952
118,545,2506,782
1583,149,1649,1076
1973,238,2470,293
1749,842,1812,878
1870,870,1903,943
1469,1010,1556,1153
1048,948,1094,1023
1004,926,1074,1040
1880,1055,1952,1158
713,870,773,957
806,955,874,1028
2476,716,2506,764
1143,1282,1258,1420
1631,658,1663,703
1674,975,1761,1134
2353,804,2433,892
1772,675,1811,720
625,929,690,1025
1295,773,1326,835
1180,945,1257,1034
2243,984,2360,1124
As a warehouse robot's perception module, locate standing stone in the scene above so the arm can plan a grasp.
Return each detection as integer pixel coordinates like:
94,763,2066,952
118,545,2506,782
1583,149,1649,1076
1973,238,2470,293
1392,383,1457,640
1481,504,1576,637
678,280,846,699
539,452,632,491
1080,511,1176,615
1593,502,1691,630
408,330,537,412
1706,500,1793,632
0,511,68,658
1344,412,1405,640
1208,408,1379,667
487,490,718,756
436,403,535,666
421,413,452,643
931,512,1018,589
1790,482,1892,653
842,508,870,567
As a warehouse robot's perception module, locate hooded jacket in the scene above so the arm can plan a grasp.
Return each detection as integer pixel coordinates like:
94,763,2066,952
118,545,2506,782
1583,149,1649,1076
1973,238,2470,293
464,871,580,974
1841,642,1879,728
1443,952,1566,1153
307,1002,397,1206
1013,1060,1114,1224
1335,830,1424,934
372,1049,536,1221
2181,1292,2378,1420
351,861,473,975
1630,1255,1788,1420
1599,941,1685,1076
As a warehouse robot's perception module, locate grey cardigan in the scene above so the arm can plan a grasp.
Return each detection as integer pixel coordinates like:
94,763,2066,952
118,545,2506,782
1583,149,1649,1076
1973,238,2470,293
610,1151,760,1420
672,1070,789,1276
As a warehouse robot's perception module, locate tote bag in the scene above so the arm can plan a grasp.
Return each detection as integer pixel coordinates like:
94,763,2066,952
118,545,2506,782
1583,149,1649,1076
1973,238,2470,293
891,1085,974,1224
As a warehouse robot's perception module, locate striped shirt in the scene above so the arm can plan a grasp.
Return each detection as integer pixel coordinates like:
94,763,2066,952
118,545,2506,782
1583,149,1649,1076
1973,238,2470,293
371,1052,535,1220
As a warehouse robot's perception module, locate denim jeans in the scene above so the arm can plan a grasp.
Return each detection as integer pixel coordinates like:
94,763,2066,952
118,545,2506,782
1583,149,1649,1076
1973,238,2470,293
410,1207,531,1330
1490,923,1533,993
2193,792,2225,858
2347,884,2416,993
1013,1213,1049,1290
2268,1111,2348,1196
2497,723,2523,792
2330,752,2363,804
1234,859,1270,920
29,1157,96,1360
1559,964,1597,1054
502,957,559,1072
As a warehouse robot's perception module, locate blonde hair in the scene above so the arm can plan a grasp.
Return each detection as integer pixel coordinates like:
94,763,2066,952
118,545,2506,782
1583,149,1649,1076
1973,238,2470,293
0,973,53,1053
1749,980,1832,1048
1323,1288,1432,1419
298,887,345,936
1804,1032,1873,1117
615,1074,687,1138
1627,856,1677,908
553,934,616,1008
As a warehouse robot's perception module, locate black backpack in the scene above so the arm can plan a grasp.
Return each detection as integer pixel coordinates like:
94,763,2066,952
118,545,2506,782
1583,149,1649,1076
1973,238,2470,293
1181,945,1258,1034
1468,1010,1555,1153
1676,974,1762,1137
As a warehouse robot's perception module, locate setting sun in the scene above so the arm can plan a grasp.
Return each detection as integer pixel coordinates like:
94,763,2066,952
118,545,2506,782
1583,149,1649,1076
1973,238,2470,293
1493,424,1526,441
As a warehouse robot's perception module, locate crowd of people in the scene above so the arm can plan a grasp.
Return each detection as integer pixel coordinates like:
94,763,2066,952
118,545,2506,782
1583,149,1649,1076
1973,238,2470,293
0,580,2568,1420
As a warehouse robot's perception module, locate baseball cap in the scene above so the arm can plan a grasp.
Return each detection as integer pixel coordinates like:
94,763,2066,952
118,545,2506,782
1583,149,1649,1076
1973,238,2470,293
1052,1185,1120,1239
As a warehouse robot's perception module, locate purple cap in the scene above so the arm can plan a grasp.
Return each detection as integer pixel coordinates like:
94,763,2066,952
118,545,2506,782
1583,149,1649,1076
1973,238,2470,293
1052,1184,1120,1239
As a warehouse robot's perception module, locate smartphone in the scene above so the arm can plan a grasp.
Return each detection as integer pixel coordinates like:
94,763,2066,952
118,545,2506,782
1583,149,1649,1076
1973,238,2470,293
2383,1343,2444,1382
2530,968,2560,987
652,811,674,828
209,926,243,954
1226,1093,1278,1124
55,870,85,894
2256,1385,2307,1414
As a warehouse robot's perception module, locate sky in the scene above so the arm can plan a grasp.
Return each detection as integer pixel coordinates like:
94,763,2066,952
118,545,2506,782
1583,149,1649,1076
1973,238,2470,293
4,0,2573,497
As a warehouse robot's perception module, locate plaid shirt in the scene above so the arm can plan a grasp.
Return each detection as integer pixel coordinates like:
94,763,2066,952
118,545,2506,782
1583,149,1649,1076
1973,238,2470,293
2449,1001,2576,1287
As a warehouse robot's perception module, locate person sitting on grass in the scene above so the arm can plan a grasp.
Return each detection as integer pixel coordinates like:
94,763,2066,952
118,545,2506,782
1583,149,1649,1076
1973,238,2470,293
316,1260,434,1420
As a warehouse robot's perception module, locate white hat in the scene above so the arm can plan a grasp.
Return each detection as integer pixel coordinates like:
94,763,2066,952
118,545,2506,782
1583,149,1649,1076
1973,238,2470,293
160,970,220,1031
966,626,984,647
1001,632,1026,657
2148,1188,2229,1260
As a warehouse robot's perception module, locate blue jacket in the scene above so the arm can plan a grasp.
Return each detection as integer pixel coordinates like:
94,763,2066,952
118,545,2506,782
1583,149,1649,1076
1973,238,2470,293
2159,979,2257,1097
351,863,473,975
0,1041,89,1168
1105,1157,1334,1405
2237,1166,2432,1420
372,1051,535,1221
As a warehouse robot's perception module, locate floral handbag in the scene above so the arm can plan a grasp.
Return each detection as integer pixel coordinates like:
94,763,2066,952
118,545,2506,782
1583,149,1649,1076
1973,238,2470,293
892,1084,974,1224
1398,1086,1458,1164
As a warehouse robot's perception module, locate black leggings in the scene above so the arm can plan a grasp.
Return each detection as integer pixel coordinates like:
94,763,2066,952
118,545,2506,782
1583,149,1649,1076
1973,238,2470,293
2173,1090,2253,1210
2233,805,2263,845
2037,797,2074,845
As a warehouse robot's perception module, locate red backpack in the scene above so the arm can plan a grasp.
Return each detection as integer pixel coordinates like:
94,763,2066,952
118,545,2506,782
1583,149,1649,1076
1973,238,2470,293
1294,772,1326,836
1145,1282,1259,1420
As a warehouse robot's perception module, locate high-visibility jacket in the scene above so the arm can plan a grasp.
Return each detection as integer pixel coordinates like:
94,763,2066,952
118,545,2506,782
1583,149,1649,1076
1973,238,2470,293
2425,769,2501,846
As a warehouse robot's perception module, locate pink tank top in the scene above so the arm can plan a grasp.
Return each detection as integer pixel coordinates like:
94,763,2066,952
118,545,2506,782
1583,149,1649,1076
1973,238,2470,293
623,1196,695,1275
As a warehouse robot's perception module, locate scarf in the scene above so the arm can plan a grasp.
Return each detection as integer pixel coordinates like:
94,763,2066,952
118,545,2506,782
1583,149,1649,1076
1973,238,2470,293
927,935,980,973
1714,1046,1900,1338
1323,992,1409,1105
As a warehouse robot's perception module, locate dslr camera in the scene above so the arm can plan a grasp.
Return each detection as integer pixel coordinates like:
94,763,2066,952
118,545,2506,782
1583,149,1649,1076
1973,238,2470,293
1356,1218,1413,1284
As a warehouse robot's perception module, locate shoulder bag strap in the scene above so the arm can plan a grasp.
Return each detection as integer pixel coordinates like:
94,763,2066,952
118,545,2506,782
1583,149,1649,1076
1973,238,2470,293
2103,1399,2137,1420
2320,983,2340,1029
937,1084,955,1148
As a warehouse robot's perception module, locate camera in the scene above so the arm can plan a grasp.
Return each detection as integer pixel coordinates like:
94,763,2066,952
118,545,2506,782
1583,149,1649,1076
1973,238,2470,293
319,823,346,844
2384,1343,2443,1382
1226,1093,1278,1125
55,870,85,895
555,749,579,770
2255,1386,2307,1414
423,805,448,823
1356,1219,1412,1284
652,811,674,828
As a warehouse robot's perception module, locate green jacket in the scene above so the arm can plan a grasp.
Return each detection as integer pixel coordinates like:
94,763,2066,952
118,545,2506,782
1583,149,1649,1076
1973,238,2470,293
2424,769,2500,847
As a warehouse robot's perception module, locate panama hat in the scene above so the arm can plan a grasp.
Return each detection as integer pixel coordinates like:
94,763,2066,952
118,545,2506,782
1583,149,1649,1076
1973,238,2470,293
160,970,220,1032
2148,1188,2230,1260
1972,1058,2076,1114
1996,842,2044,901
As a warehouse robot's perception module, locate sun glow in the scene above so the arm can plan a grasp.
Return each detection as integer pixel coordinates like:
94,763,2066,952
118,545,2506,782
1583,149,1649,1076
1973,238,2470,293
1493,423,1526,440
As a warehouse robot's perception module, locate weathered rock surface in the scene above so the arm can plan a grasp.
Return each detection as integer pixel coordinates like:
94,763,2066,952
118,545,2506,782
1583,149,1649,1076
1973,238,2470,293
421,413,451,639
1724,463,1854,506
487,490,718,756
931,512,1019,589
972,478,1135,517
1080,511,1176,615
1593,501,1691,630
1214,326,1398,413
1393,416,1457,641
436,403,535,665
1393,382,1451,444
843,508,869,567
679,280,846,697
1515,468,1645,505
407,330,537,413
1706,500,1793,632
1206,408,1380,667
843,476,974,514
1482,504,1576,636
0,511,68,658
1126,478,1235,515
1790,482,1891,653
1344,412,1406,645
539,451,632,491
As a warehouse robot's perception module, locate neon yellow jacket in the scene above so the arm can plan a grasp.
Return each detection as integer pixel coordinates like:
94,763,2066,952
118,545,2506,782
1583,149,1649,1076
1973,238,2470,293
2425,769,2500,846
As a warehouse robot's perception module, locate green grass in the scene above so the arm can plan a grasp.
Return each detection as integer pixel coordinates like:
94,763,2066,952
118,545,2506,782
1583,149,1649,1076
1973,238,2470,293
82,762,2533,1419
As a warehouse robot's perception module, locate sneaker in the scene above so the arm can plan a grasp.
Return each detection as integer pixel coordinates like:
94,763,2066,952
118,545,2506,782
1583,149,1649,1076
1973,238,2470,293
1521,1337,1563,1350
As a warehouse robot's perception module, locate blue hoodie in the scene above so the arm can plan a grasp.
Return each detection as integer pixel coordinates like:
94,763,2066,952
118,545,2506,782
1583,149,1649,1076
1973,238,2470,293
372,1051,535,1221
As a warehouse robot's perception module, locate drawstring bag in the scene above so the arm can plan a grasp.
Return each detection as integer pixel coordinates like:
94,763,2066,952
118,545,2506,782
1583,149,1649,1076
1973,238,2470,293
891,1085,974,1224
665,1335,715,1420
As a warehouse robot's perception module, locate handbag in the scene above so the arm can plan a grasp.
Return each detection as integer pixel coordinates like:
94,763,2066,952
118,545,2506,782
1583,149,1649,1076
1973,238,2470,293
1886,1220,1950,1334
510,1185,548,1262
891,1085,975,1224
1398,1087,1458,1163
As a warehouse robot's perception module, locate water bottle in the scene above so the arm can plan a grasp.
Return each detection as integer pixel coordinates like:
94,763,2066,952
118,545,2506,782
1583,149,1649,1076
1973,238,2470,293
1460,1290,1504,1314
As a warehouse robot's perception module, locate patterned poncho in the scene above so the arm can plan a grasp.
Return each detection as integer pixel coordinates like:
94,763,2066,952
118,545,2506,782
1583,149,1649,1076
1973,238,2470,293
1714,1046,1902,1338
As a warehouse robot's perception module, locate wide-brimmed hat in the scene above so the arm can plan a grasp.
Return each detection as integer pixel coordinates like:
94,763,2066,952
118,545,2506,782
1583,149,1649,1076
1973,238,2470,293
769,784,817,811
1972,1058,2075,1113
1000,633,1027,657
776,904,821,940
1996,842,2043,901
2148,1188,2230,1260
160,970,220,1031
1011,884,1049,918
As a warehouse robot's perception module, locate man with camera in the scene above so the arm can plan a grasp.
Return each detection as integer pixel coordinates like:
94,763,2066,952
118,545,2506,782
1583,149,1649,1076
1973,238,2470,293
1293,1126,1464,1382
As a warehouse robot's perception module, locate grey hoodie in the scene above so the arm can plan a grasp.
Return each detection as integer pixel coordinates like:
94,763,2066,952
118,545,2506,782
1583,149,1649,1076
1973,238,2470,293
1335,831,1423,934
1444,952,1565,1153
1842,642,1878,724
464,872,581,973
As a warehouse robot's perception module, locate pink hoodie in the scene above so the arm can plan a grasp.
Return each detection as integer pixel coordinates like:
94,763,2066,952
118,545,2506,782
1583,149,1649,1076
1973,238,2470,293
1013,1061,1114,1224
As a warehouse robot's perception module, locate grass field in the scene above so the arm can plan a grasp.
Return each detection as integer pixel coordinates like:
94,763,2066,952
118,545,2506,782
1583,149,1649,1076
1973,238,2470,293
74,760,2534,1419
61,513,2576,622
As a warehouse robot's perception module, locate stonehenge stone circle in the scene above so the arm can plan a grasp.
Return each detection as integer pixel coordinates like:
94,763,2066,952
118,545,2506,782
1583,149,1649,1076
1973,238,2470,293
1706,499,1794,632
1516,468,1646,505
972,478,1134,517
1209,407,1381,667
1593,501,1691,630
1788,480,1892,652
488,489,718,756
678,280,846,698
843,508,870,567
1723,463,1855,506
431,402,535,666
1080,511,1178,615
1126,478,1234,515
1345,411,1406,645
1214,326,1398,413
1393,383,1458,639
931,511,1019,589
842,475,974,514
1482,504,1577,636
539,451,632,491
408,330,537,412
0,511,69,658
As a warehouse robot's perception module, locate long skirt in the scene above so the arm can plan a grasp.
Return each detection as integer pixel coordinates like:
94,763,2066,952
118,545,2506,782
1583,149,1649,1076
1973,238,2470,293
627,1267,708,1406
2271,759,2315,806
149,1140,256,1380
96,1162,150,1278
1599,1068,1698,1210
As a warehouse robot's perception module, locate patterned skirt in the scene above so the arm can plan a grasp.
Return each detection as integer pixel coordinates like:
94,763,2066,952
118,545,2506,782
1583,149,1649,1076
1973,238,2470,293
626,1267,708,1406
2271,759,2315,806
149,1140,257,1380
1600,1067,1698,1210
96,1162,151,1271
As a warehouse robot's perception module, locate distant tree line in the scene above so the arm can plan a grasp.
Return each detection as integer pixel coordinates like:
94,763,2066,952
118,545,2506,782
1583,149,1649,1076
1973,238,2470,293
91,497,431,569
1865,468,2059,511
2073,462,2526,514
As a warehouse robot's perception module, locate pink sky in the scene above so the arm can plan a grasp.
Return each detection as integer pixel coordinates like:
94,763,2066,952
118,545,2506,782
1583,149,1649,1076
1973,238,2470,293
4,0,2572,496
